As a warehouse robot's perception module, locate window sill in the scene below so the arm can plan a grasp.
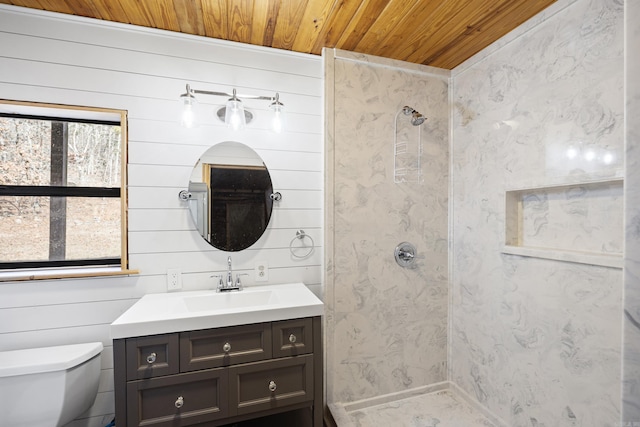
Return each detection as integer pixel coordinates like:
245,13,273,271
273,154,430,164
0,266,140,282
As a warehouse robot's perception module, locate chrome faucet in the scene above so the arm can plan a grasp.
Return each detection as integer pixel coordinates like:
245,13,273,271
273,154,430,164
226,256,234,288
215,256,244,292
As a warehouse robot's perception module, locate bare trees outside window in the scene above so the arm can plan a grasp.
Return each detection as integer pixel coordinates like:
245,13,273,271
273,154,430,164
0,102,126,270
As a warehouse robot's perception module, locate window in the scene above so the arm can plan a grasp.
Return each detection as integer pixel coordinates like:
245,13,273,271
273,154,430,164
0,100,132,279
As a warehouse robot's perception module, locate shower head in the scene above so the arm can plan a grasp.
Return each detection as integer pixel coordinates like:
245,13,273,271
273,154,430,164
411,112,425,126
401,106,427,126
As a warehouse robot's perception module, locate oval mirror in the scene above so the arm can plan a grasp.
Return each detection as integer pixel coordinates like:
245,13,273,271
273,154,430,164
187,141,274,251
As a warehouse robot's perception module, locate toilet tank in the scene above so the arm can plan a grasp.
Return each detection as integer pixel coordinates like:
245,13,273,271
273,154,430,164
0,342,103,427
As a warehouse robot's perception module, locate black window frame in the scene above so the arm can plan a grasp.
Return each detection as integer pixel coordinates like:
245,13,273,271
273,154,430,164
0,109,125,270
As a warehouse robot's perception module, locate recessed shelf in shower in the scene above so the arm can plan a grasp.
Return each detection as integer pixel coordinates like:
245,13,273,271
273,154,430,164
394,106,425,183
502,177,623,268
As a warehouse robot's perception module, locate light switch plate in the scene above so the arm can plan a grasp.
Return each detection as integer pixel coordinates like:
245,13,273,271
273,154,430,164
255,261,268,282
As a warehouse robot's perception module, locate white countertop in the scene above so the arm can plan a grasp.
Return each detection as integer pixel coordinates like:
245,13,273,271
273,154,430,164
110,282,324,339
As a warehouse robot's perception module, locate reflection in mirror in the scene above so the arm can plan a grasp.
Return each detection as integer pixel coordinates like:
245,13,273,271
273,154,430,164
187,142,274,251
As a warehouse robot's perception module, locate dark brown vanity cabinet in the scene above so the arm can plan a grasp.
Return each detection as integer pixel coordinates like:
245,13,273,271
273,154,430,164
113,316,322,427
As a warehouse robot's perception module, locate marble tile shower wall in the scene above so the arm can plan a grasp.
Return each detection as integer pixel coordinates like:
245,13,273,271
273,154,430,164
624,0,640,422
451,0,624,425
325,50,450,403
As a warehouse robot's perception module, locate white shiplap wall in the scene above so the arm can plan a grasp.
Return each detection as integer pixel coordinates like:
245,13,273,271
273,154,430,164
0,5,323,426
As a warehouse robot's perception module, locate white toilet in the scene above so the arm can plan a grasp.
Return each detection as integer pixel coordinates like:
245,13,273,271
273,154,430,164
0,342,103,427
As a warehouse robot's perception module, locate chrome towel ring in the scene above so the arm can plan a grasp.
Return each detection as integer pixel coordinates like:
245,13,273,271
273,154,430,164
290,230,314,258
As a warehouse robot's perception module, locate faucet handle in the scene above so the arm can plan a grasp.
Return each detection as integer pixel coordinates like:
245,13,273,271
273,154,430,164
210,274,223,288
235,273,248,288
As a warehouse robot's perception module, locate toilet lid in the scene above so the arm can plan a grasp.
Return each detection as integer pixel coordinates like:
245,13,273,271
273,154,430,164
0,342,103,377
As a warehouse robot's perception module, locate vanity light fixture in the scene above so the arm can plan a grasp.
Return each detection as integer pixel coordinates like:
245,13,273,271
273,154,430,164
179,84,285,132
224,89,245,130
269,93,285,134
180,89,197,128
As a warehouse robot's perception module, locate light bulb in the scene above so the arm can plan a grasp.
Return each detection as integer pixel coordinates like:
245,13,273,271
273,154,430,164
269,94,285,133
182,104,195,128
272,109,283,133
225,97,246,130
180,92,197,128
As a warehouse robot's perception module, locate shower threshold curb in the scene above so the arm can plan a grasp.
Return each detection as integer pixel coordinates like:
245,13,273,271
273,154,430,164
327,381,507,427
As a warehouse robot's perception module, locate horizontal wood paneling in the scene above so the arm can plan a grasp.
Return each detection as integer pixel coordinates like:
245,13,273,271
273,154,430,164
130,247,322,275
128,228,324,254
128,141,322,171
0,5,322,77
127,120,323,152
128,164,322,189
128,187,322,209
128,207,322,231
0,300,135,334
0,57,322,123
0,324,113,352
0,6,322,425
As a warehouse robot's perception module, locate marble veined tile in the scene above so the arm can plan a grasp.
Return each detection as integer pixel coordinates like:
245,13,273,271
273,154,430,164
326,51,450,404
344,390,498,427
623,0,640,421
451,0,624,425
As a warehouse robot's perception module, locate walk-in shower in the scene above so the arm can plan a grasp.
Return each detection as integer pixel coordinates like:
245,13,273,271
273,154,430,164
326,49,452,427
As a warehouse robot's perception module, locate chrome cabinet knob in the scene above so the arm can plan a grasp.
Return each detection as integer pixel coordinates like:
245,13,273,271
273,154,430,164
268,380,277,392
223,342,231,353
289,334,297,343
175,396,184,408
146,352,157,364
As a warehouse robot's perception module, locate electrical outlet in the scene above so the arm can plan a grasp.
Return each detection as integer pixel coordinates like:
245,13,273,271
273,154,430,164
255,261,269,282
167,269,182,291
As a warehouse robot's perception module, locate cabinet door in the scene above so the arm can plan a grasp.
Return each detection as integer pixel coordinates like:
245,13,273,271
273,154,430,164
126,334,179,380
229,354,314,416
272,317,313,357
126,368,228,427
180,323,272,371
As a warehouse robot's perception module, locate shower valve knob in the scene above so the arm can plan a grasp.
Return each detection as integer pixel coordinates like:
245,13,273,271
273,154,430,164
394,242,417,268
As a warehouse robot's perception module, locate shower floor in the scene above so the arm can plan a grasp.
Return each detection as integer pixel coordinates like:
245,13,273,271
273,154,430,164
330,387,501,427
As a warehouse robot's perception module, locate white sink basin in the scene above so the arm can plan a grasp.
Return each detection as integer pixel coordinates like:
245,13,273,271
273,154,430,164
183,290,278,311
110,283,323,339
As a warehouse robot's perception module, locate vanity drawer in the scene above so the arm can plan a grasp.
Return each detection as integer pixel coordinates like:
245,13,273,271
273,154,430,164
126,368,228,427
180,323,272,371
229,354,314,415
272,317,313,357
126,334,179,380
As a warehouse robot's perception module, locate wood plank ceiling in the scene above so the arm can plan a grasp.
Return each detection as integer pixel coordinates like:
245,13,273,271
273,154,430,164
0,0,557,69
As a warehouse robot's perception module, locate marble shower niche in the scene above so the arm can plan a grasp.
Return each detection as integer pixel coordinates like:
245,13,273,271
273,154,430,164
503,179,624,268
